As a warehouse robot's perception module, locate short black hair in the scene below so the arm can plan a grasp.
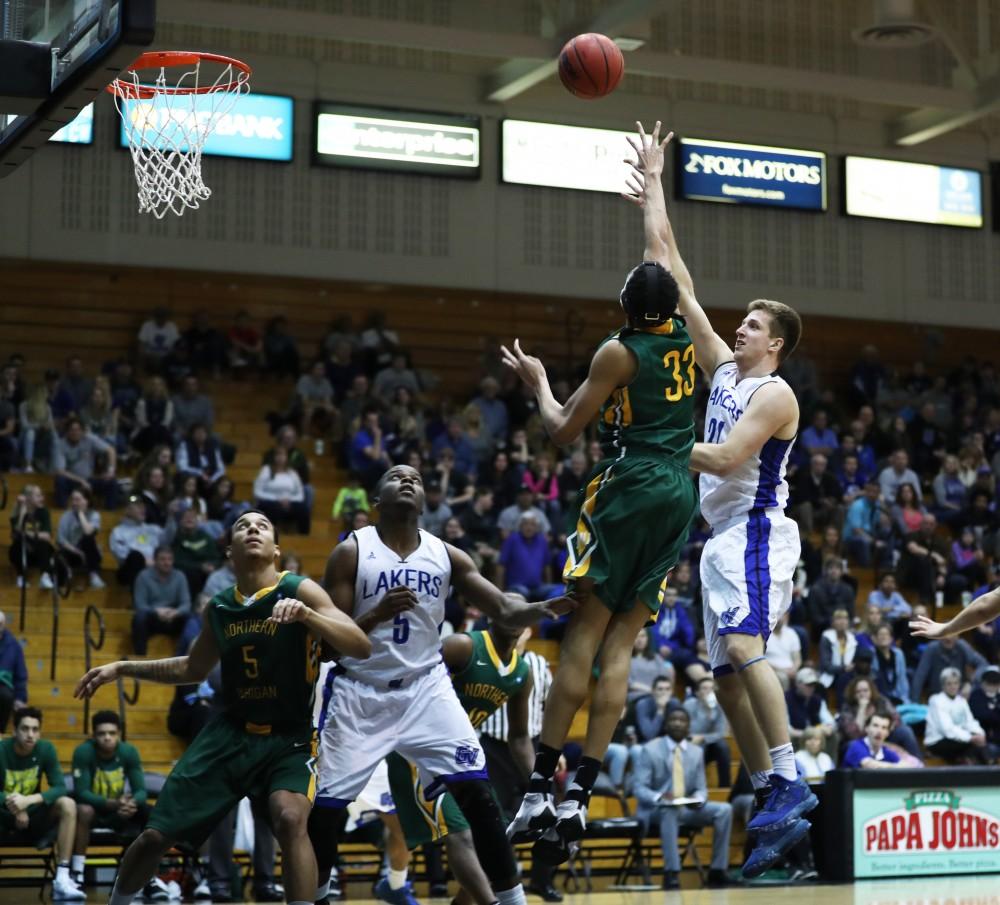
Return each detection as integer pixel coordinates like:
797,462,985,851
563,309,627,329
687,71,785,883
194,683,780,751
14,706,42,728
153,545,173,559
230,508,279,544
92,710,120,734
620,262,680,326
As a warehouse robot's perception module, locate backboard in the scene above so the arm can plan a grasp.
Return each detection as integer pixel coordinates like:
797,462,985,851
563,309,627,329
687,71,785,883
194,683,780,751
0,0,155,177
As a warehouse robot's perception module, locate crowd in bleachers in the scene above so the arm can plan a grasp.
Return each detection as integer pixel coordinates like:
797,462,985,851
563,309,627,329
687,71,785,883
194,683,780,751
2,304,1000,893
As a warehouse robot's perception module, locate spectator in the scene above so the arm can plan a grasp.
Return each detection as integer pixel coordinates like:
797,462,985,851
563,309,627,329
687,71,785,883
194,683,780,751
800,409,838,458
521,452,561,524
57,489,103,589
836,452,864,505
262,315,300,379
459,487,500,563
878,449,922,504
925,667,997,764
497,486,551,539
182,310,226,376
791,453,843,534
0,708,82,900
867,572,912,622
172,508,222,596
482,449,522,512
0,360,24,409
9,485,56,590
442,516,474,557
253,447,310,534
842,480,892,568
819,608,859,695
205,476,243,536
325,339,359,403
373,351,420,402
132,377,174,456
497,513,560,602
134,465,169,527
684,677,731,787
794,727,834,783
349,408,391,491
950,526,988,598
131,546,193,655
841,713,907,769
385,386,425,461
557,450,589,514
339,374,376,436
110,497,164,588
52,418,118,509
359,310,400,375
651,587,705,683
171,375,215,439
175,424,225,493
227,309,263,373
808,557,856,637
107,361,141,440
461,402,494,470
137,306,180,370
785,667,837,748
765,611,802,690
837,676,921,760
969,665,1000,749
890,483,926,536
635,675,682,742
71,710,148,887
850,345,887,407
855,601,885,651
432,418,478,479
471,376,509,445
295,359,337,437
629,629,673,702
331,472,370,532
872,624,911,706
899,514,950,604
932,454,968,525
56,356,94,417
417,480,452,539
17,384,55,472
0,612,27,732
265,425,313,507
911,635,987,700
633,707,733,889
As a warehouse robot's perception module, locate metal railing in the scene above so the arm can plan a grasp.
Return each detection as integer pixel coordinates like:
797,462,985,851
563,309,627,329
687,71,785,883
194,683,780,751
48,551,71,681
82,603,139,739
117,662,139,742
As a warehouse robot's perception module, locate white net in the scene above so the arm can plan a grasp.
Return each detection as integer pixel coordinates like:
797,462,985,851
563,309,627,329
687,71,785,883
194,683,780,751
111,56,251,218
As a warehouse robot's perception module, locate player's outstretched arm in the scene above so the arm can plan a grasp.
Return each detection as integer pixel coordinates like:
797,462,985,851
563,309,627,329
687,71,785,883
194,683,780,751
500,338,633,446
506,669,535,778
269,578,372,660
909,588,1000,640
73,622,221,700
441,633,475,673
689,380,797,477
446,544,576,629
623,120,731,377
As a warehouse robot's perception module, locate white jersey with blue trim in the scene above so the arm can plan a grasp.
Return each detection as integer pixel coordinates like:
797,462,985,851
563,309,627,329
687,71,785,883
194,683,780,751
339,524,452,685
699,361,795,529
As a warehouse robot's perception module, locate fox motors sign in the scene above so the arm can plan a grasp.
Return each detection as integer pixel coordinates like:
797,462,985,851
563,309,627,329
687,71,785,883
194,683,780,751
864,791,1000,854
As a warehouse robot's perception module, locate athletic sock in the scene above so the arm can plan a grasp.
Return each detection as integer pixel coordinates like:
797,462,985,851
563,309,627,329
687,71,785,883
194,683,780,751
55,862,70,883
71,854,85,876
109,880,136,905
388,868,408,890
750,770,771,791
768,743,797,781
495,883,528,905
314,880,330,901
565,755,602,805
528,743,562,792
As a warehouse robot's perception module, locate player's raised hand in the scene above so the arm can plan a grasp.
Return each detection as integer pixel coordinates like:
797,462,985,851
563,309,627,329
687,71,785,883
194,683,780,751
500,339,546,391
908,613,950,640
374,586,418,622
74,662,123,700
268,597,311,624
622,121,673,207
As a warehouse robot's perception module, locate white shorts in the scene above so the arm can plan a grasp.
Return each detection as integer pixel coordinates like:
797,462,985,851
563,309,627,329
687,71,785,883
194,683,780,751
346,760,394,831
315,662,486,808
700,511,800,674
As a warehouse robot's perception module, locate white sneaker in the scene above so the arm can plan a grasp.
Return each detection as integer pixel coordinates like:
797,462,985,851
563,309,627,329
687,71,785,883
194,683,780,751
166,879,182,900
193,878,212,901
15,576,27,589
507,790,556,844
532,800,587,866
51,874,86,901
39,572,54,590
88,571,106,589
141,877,172,902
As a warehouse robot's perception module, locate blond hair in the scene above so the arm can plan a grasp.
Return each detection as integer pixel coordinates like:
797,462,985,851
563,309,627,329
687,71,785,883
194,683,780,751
747,299,802,363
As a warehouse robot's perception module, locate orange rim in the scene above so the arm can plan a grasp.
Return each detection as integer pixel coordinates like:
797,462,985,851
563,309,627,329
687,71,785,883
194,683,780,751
106,51,252,99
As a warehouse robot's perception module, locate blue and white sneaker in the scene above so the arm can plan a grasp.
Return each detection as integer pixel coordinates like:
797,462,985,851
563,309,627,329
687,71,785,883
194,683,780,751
507,791,557,844
742,818,811,879
746,774,818,834
374,878,422,905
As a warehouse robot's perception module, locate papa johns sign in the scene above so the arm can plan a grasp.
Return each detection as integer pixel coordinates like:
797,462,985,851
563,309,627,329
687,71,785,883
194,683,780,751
864,791,1000,854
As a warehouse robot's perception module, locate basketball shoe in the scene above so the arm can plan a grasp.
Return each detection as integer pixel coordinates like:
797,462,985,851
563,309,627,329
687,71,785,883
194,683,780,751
507,791,556,844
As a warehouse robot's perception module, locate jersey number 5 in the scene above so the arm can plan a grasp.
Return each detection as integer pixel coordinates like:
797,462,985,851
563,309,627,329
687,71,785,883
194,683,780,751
663,345,696,402
393,614,410,644
242,645,259,679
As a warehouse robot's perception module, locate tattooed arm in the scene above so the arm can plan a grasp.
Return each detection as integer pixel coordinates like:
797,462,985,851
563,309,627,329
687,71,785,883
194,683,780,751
73,622,220,700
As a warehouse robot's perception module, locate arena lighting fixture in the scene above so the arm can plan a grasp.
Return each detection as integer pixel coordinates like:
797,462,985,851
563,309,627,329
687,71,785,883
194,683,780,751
852,0,937,48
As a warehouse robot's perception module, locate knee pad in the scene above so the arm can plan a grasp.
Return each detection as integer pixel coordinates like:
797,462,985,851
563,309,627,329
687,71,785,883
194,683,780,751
448,780,517,888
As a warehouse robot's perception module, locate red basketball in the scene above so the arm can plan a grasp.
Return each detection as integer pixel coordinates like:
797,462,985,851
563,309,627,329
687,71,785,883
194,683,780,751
558,33,625,99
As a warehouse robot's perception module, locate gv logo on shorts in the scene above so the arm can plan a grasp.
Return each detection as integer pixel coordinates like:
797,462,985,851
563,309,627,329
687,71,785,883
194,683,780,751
454,745,478,766
721,607,740,626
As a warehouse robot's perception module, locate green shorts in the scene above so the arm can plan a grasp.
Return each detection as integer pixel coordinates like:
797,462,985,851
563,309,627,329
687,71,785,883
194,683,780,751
147,715,315,848
385,752,469,850
563,455,696,614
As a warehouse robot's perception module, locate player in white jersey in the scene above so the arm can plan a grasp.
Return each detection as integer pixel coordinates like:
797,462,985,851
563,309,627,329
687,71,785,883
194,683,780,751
308,465,570,905
626,121,815,877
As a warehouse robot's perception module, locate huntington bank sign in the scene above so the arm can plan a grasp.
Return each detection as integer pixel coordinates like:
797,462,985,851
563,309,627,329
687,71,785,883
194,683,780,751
855,788,1000,877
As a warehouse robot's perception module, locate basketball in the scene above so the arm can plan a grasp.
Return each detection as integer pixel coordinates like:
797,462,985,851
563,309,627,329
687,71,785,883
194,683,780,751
558,33,624,99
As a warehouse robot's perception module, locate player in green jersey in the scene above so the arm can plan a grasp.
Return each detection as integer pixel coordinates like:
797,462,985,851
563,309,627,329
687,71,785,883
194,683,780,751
386,622,534,905
502,158,697,862
75,509,371,905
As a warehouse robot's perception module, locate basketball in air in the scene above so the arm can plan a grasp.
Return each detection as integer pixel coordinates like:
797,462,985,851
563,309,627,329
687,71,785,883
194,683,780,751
558,33,625,99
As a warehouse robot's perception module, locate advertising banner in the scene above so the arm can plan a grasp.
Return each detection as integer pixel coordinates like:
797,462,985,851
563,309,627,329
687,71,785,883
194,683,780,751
50,104,94,144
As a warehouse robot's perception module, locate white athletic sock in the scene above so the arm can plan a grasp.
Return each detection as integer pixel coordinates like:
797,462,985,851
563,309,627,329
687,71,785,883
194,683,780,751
55,863,70,883
314,880,330,900
750,770,771,791
71,854,85,875
388,868,408,890
496,883,528,905
109,879,137,905
769,743,797,781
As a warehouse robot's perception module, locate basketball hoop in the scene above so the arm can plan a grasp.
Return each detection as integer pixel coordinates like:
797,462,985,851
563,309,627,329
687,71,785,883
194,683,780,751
107,51,252,218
